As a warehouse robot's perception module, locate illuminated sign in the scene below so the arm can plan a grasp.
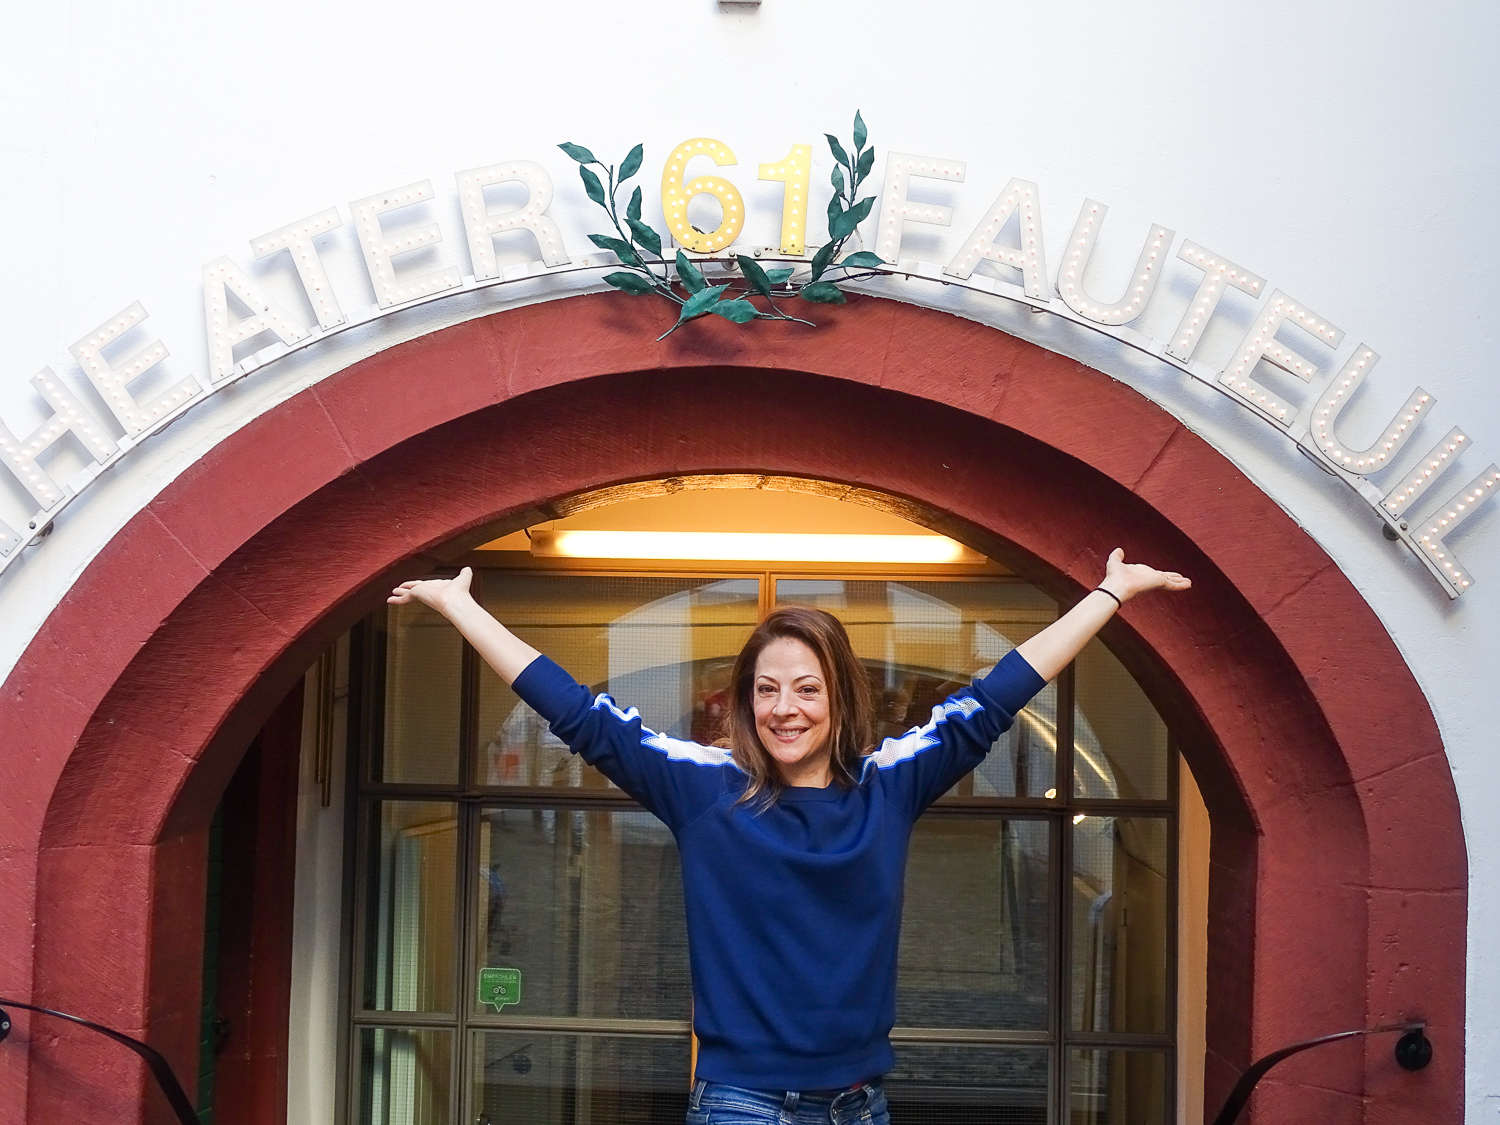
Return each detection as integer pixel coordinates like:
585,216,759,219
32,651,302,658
0,137,1493,597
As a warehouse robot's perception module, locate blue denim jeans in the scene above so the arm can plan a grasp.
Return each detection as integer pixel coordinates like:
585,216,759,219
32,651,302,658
686,1078,890,1125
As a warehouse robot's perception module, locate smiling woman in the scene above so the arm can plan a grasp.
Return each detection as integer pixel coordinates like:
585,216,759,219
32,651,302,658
387,547,1189,1125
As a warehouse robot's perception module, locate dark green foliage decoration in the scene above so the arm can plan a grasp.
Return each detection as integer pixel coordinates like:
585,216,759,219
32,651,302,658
558,113,884,340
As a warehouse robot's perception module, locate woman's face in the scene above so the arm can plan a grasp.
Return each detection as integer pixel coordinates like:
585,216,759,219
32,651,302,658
753,636,833,787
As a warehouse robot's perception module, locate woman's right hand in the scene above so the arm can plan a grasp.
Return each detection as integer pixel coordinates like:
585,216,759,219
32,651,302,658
389,566,475,618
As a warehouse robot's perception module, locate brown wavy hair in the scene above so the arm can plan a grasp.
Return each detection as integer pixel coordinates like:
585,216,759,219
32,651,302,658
721,606,874,809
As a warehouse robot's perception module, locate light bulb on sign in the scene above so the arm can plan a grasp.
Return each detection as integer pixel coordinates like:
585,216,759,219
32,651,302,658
351,180,461,309
875,152,964,265
661,138,745,254
1218,290,1343,430
0,368,118,509
1382,428,1467,517
1166,242,1264,363
201,257,310,385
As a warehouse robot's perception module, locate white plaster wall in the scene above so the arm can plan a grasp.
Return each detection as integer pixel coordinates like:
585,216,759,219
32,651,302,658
1,1,1497,1117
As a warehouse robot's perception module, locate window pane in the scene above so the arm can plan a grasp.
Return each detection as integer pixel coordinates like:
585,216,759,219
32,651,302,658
472,1032,689,1125
899,818,1051,1030
1070,817,1169,1034
774,580,1058,798
362,801,458,1013
476,574,759,787
379,601,463,785
1068,1049,1167,1125
1073,639,1168,801
357,1027,452,1125
474,808,689,1020
887,1043,1049,1124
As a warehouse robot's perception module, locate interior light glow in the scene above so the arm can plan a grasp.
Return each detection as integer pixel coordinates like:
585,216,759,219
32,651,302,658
529,530,982,564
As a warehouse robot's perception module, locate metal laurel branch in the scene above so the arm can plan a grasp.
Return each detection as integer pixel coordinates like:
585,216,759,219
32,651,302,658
558,112,886,340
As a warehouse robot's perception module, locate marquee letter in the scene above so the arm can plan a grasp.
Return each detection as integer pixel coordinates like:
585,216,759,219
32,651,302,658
661,138,744,254
873,153,964,265
1382,428,1469,519
1302,346,1433,479
69,302,200,436
0,368,118,508
202,257,311,385
758,144,813,256
1056,200,1173,325
1219,290,1343,426
351,180,461,309
252,208,346,330
1415,465,1500,595
943,177,1048,299
1165,242,1264,362
457,160,570,279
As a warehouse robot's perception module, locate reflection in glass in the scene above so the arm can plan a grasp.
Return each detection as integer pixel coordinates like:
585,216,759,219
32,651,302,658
476,575,759,787
886,1043,1049,1123
357,1027,452,1125
899,818,1050,1030
1073,640,1169,801
471,1033,690,1125
379,601,463,785
474,808,689,1020
1068,1049,1167,1125
774,580,1059,798
363,801,457,1013
1071,818,1169,1035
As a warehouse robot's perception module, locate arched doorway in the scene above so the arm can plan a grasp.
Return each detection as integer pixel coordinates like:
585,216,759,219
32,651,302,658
2,294,1462,1123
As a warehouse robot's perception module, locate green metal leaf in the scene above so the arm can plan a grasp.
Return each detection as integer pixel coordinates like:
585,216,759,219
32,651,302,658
827,194,844,229
831,164,845,197
603,271,655,295
825,133,851,169
675,251,707,294
713,298,760,324
737,255,773,297
810,240,838,281
579,165,607,206
619,143,644,180
855,147,874,184
558,142,597,164
830,199,872,242
841,251,884,269
849,196,875,224
799,281,847,304
680,284,727,320
853,111,867,151
627,217,662,257
589,234,639,264
766,268,795,285
627,186,643,222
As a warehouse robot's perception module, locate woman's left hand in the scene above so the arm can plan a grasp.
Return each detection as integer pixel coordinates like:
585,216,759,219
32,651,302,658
1100,547,1192,603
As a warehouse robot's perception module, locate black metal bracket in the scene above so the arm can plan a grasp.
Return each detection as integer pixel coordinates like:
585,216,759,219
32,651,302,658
1211,1021,1431,1125
0,997,200,1125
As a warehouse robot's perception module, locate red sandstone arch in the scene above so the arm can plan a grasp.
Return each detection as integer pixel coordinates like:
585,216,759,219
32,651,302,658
0,294,1463,1124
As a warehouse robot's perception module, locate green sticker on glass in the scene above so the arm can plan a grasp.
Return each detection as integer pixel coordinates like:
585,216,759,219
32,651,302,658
478,967,522,1011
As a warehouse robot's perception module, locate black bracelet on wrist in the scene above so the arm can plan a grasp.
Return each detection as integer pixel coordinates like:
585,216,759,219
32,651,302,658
1092,586,1123,608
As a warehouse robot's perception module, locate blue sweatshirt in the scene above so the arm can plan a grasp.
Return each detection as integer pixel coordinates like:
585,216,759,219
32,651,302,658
512,649,1046,1091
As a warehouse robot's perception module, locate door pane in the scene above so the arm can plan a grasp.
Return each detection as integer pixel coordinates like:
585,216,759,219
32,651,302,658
1070,817,1169,1034
473,807,690,1020
379,601,463,785
886,1043,1049,1124
472,1032,690,1125
357,1027,453,1125
899,818,1051,1031
1073,640,1168,801
774,579,1058,798
476,574,760,787
1068,1049,1167,1125
362,801,458,1014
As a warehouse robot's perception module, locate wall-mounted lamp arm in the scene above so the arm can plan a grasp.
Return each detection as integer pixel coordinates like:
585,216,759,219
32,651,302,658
0,997,201,1125
1211,1021,1431,1125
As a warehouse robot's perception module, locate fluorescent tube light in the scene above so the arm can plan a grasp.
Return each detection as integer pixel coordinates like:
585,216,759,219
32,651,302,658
528,530,982,564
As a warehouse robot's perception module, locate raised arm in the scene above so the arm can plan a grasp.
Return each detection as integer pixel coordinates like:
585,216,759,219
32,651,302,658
388,567,539,683
1014,549,1190,682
